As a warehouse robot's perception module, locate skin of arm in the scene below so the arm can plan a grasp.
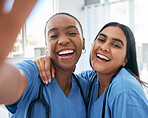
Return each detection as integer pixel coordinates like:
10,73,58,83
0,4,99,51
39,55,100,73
0,0,37,105
0,0,37,66
0,62,27,105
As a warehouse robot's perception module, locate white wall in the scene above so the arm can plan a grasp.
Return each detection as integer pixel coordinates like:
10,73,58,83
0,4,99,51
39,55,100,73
54,0,85,19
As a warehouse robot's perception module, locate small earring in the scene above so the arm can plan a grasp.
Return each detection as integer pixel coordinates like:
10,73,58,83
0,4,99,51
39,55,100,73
82,49,86,54
46,50,49,57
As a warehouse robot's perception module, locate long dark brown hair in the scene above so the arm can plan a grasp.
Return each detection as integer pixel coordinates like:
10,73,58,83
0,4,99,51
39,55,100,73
90,22,148,88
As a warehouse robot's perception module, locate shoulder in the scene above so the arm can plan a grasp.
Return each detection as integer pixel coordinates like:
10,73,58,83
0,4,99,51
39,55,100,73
16,60,41,97
74,73,89,89
16,60,41,92
16,60,40,85
108,92,148,117
111,68,141,93
108,68,148,107
77,69,97,82
16,60,38,72
16,60,39,79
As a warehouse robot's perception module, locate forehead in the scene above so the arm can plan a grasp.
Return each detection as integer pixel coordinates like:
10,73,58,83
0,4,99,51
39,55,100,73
101,26,126,40
46,14,81,32
100,26,127,44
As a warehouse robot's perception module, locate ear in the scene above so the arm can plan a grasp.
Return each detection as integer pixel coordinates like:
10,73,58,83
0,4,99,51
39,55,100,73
82,38,85,50
122,58,128,67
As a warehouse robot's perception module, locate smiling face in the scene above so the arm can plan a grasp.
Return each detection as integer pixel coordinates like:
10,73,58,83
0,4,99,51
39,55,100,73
45,14,84,71
91,26,127,77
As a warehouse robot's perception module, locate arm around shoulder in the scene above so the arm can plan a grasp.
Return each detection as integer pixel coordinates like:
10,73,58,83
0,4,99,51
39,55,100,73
0,62,28,105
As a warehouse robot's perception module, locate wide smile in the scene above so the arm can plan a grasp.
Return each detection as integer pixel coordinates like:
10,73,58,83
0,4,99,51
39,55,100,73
57,49,75,60
96,53,110,62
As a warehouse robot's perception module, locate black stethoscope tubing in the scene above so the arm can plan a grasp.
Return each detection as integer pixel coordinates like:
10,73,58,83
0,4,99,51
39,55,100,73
87,69,120,118
26,82,49,118
26,73,86,118
27,69,119,118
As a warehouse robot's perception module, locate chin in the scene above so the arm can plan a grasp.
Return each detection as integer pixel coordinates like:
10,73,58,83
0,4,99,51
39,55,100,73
59,63,76,71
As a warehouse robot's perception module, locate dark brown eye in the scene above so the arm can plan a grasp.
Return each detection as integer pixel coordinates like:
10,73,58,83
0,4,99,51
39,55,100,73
50,35,58,39
68,32,77,37
97,38,105,42
112,43,121,48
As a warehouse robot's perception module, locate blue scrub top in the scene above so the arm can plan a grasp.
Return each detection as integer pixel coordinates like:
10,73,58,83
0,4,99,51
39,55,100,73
6,60,89,118
78,68,148,118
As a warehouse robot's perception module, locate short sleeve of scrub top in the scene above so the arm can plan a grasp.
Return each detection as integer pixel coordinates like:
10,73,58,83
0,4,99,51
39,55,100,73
77,70,97,83
107,68,148,118
88,68,148,118
6,60,41,117
6,60,89,118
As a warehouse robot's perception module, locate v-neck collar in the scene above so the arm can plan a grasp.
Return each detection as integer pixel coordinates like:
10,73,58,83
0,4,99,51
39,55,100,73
50,74,77,99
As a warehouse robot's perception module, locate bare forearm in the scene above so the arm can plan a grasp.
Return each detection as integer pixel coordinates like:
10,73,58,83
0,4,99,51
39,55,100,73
0,62,27,105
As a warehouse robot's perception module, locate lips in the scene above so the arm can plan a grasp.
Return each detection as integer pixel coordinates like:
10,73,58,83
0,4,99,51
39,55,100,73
58,49,74,56
57,49,75,60
57,49,74,56
96,53,110,62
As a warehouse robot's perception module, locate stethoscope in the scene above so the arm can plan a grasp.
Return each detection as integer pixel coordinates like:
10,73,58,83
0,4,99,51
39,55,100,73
26,73,86,118
87,69,120,118
26,69,120,118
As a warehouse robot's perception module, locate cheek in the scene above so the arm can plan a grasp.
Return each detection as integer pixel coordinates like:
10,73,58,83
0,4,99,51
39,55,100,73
46,41,54,55
112,49,126,65
91,42,98,57
90,44,96,65
75,38,83,51
92,40,101,50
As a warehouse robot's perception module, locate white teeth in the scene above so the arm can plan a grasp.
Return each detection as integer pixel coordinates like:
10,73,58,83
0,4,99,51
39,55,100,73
96,54,110,61
58,50,74,55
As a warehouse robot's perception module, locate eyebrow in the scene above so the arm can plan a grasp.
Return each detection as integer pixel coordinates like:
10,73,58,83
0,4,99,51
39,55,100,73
99,33,107,38
47,25,78,34
47,28,58,38
99,33,124,46
65,25,78,30
48,28,58,34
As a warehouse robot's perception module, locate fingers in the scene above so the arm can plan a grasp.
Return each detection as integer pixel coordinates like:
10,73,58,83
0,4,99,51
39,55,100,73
44,58,52,83
34,57,53,84
51,63,55,78
34,58,47,84
39,58,49,84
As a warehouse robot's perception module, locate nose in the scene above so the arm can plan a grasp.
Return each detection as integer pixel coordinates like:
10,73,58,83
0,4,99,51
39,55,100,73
100,42,110,52
58,35,70,45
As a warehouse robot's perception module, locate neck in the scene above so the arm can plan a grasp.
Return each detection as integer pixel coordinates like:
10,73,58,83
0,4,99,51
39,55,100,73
97,73,113,97
97,70,120,97
55,68,73,97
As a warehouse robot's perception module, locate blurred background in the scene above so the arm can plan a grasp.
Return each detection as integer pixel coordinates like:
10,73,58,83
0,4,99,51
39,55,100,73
1,0,148,117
